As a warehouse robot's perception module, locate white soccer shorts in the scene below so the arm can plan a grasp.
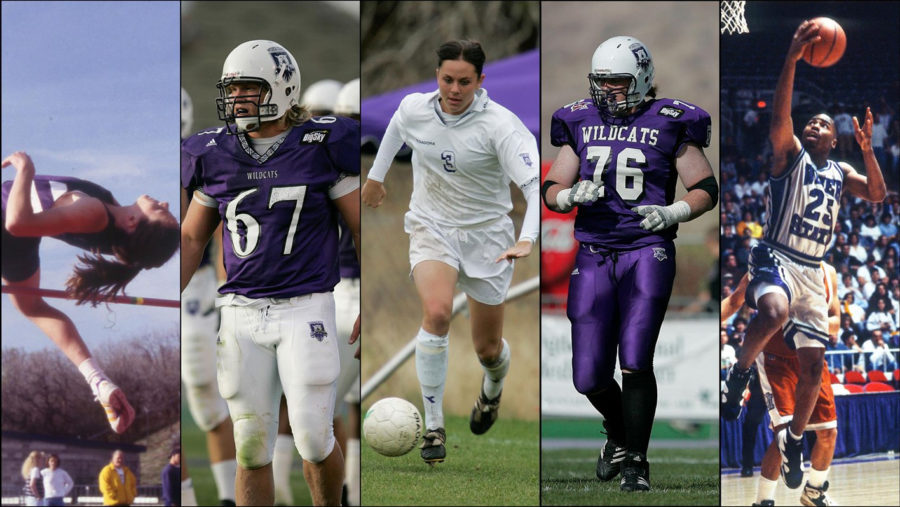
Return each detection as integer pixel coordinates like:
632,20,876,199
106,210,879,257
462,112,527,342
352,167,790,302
405,211,514,305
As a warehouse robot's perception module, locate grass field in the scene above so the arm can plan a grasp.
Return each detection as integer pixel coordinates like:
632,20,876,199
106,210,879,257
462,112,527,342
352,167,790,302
361,414,539,505
541,447,719,505
181,403,313,506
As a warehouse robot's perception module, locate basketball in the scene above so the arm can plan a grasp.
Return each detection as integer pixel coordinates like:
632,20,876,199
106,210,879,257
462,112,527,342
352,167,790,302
802,17,846,67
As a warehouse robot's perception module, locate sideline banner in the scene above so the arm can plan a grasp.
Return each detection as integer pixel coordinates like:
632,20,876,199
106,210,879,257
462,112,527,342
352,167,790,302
542,314,719,419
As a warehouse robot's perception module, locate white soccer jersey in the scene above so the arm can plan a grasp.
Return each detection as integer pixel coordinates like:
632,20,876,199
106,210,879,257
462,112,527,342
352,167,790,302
371,89,539,229
763,148,844,266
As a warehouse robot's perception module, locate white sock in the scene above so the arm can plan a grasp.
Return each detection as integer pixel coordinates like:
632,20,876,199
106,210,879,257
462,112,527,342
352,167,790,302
480,338,510,399
807,466,829,488
181,478,198,506
415,327,449,430
756,476,777,503
77,357,108,391
272,434,295,503
345,438,360,505
210,459,236,502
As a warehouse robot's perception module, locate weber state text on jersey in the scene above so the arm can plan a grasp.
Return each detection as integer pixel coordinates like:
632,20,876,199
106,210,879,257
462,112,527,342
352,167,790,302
551,97,711,249
762,149,843,267
181,116,360,298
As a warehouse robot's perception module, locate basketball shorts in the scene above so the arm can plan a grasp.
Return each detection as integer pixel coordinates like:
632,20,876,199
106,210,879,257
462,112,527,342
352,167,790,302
755,351,837,431
747,244,829,349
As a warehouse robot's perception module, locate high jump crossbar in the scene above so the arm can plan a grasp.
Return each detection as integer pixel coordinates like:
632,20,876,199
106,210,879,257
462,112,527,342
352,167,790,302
361,275,540,402
1,285,180,308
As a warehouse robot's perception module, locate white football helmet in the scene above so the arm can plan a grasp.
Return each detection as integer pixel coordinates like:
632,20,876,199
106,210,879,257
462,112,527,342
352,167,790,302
301,79,343,114
181,87,194,139
334,78,360,117
588,36,654,115
216,40,301,133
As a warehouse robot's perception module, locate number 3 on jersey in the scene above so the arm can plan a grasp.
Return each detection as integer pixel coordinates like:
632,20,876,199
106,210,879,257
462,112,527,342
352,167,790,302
586,146,646,201
225,185,307,257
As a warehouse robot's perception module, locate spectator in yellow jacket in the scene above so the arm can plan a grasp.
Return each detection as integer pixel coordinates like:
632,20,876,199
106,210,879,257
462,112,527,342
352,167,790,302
99,450,137,506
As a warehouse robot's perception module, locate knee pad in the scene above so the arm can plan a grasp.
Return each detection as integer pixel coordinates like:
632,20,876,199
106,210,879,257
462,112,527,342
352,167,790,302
184,383,229,432
232,413,277,469
288,384,338,463
416,328,449,388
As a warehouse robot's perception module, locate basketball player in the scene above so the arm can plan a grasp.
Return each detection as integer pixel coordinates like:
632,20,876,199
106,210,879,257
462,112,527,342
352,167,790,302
181,40,360,506
722,19,886,490
723,266,840,506
542,36,718,491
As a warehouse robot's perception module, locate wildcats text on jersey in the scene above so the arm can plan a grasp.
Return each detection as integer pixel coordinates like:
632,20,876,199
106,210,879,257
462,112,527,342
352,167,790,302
580,125,660,146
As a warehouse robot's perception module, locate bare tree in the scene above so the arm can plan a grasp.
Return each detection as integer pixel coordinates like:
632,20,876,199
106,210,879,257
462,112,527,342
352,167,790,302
1,330,179,442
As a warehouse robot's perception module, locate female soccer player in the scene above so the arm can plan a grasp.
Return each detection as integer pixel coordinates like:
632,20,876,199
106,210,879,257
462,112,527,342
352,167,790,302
361,39,540,465
542,36,717,491
180,40,360,506
2,151,179,435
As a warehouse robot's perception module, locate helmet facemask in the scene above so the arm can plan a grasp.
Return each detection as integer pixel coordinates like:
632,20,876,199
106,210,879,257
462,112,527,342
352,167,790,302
216,79,278,134
588,73,639,115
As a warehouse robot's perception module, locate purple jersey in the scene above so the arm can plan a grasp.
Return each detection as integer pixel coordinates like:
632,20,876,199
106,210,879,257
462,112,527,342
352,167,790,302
551,97,711,249
2,175,118,253
182,116,360,298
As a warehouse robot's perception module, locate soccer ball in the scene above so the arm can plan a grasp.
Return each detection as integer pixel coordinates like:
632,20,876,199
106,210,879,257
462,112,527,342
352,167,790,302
363,397,422,457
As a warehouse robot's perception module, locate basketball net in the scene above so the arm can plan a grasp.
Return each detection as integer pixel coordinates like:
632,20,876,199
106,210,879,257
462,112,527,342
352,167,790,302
721,1,749,34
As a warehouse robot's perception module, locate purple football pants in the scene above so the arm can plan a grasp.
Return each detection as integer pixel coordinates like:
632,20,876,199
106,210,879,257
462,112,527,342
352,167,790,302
567,242,676,394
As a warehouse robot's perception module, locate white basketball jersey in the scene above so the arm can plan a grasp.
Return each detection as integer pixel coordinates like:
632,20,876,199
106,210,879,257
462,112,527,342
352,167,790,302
391,89,539,228
763,148,844,266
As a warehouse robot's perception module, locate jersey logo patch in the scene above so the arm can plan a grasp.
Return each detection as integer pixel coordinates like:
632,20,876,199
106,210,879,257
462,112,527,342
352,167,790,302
206,139,217,147
301,130,330,144
309,321,328,342
519,152,533,167
568,100,589,112
441,150,457,173
658,106,684,119
653,248,668,262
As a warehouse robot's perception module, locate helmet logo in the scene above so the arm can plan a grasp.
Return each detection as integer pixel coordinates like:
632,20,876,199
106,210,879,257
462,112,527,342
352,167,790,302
268,47,295,83
629,43,651,73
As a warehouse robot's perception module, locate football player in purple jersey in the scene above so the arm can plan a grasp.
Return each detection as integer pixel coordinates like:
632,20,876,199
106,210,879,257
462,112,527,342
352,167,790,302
542,36,718,491
2,151,179,436
181,40,360,506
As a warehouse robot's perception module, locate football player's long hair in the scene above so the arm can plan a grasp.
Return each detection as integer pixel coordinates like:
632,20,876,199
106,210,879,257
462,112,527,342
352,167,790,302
21,451,44,481
65,215,179,307
286,103,312,126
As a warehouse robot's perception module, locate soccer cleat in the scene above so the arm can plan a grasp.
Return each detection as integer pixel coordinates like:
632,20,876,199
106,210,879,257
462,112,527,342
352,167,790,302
800,481,834,506
721,365,754,420
777,428,805,489
221,501,236,506
92,379,135,434
596,421,626,481
420,427,446,465
469,385,501,435
619,451,650,492
751,501,775,506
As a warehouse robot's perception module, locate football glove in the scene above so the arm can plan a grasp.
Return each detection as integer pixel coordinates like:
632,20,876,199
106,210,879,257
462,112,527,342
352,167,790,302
633,201,691,232
556,180,602,212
